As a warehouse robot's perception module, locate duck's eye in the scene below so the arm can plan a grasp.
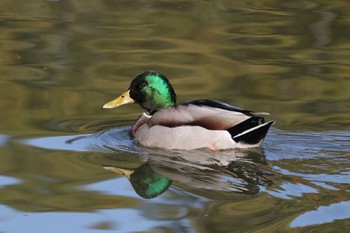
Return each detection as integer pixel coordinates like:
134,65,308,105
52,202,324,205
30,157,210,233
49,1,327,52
138,82,147,89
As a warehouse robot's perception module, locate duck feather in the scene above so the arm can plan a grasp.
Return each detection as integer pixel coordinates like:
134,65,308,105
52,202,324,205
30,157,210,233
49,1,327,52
148,99,266,130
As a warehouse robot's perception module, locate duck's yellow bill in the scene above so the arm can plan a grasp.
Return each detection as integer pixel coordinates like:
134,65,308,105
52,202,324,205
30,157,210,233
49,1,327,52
103,166,134,179
103,90,134,109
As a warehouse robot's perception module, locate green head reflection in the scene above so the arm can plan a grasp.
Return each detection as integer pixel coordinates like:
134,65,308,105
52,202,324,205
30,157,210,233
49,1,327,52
105,163,172,199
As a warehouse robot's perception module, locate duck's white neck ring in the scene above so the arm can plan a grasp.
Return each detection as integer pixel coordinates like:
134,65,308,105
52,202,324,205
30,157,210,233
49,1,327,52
143,112,152,118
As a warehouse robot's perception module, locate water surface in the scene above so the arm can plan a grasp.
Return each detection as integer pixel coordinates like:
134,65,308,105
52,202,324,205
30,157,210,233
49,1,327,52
0,0,350,232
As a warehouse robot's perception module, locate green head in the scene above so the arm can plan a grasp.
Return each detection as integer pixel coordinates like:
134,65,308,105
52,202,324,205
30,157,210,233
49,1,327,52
105,164,172,199
129,163,172,199
103,71,177,114
129,71,176,114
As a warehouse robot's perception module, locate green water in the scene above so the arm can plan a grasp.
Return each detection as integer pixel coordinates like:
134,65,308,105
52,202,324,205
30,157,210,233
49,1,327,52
1,1,350,232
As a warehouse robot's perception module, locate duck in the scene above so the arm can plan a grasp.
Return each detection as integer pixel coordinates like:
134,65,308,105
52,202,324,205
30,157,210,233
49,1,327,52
103,71,274,150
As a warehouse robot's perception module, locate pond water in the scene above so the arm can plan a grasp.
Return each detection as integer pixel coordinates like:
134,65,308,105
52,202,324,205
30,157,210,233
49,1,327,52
1,0,350,232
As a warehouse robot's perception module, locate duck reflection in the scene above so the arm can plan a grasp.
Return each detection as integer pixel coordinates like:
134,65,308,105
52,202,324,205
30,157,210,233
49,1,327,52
102,148,273,199
104,163,172,199
21,127,274,199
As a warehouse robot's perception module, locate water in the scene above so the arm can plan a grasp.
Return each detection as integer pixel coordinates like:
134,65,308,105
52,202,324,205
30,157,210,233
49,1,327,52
1,0,350,232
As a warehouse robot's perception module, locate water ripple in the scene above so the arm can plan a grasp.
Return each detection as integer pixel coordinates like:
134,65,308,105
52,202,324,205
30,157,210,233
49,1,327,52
40,117,131,133
290,200,350,228
21,126,139,154
266,129,350,160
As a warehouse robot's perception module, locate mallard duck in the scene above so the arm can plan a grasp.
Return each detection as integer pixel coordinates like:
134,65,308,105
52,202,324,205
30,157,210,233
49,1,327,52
103,71,274,150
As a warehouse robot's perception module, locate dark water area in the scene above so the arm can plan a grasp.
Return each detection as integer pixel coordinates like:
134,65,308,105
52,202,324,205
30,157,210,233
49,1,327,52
1,1,350,232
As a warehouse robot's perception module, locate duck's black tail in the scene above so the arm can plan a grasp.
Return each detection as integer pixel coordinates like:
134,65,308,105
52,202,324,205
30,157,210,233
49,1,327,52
227,117,274,146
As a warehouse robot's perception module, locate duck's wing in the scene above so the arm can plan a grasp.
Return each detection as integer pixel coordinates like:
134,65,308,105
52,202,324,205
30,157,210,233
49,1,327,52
185,100,270,117
148,99,269,130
